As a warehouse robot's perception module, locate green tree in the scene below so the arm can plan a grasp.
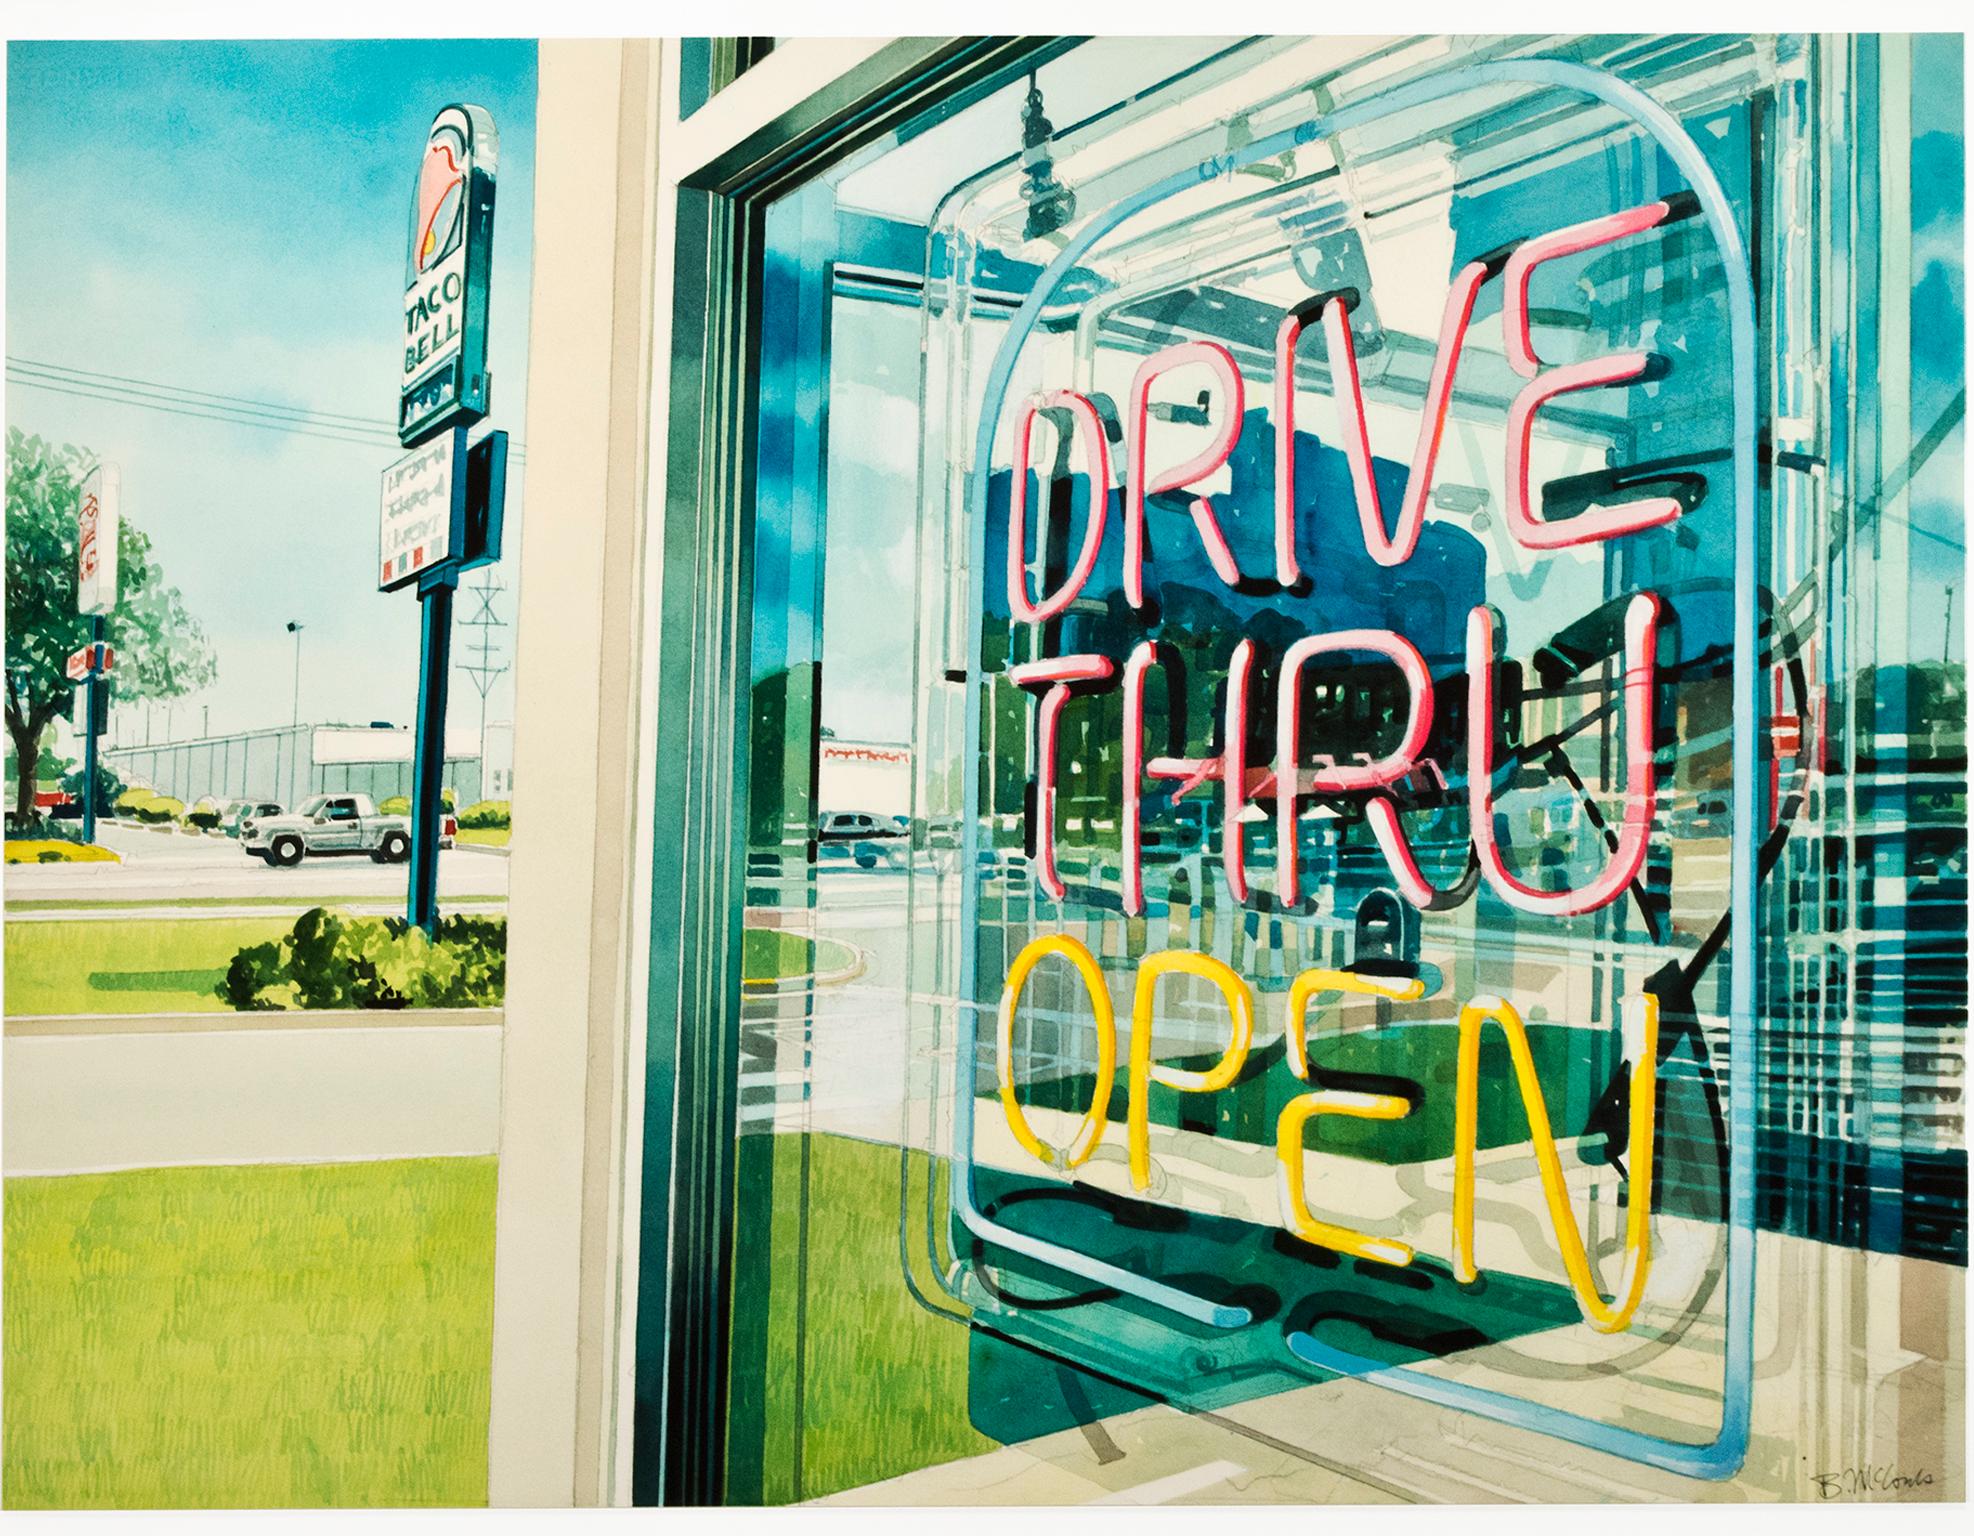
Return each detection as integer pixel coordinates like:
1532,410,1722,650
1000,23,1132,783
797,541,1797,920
5,429,216,822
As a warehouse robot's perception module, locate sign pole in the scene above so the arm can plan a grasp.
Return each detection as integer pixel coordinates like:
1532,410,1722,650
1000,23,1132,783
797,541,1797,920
409,511,459,933
81,614,103,846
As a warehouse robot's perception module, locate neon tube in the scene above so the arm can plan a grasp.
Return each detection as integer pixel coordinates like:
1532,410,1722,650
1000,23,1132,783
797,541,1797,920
1121,641,1158,916
1469,593,1661,916
1504,355,1685,547
996,933,1117,1171
1128,950,1253,1192
1222,638,1255,902
1006,390,1113,623
1125,340,1245,606
1012,653,1116,902
1276,629,1435,904
1314,262,1490,570
1498,200,1687,548
1277,1090,1416,1266
1502,201,1676,379
1451,993,1660,1333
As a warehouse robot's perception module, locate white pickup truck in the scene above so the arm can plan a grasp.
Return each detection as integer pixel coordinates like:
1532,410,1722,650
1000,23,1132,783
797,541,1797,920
242,792,453,867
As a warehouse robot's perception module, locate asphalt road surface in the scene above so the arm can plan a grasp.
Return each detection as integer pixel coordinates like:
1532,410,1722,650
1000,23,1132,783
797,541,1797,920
4,819,509,910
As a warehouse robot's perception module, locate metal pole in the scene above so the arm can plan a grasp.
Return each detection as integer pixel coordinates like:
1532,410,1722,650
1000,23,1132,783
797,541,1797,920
288,622,304,728
82,614,103,845
408,560,459,933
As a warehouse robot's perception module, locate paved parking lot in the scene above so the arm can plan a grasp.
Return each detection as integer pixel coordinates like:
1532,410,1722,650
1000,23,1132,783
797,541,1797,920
5,818,508,911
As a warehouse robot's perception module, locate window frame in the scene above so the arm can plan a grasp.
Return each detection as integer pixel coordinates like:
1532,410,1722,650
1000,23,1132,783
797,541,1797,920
630,33,1069,1507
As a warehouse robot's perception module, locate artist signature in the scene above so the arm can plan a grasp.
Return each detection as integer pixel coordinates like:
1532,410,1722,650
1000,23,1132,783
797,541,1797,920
1807,1463,1935,1499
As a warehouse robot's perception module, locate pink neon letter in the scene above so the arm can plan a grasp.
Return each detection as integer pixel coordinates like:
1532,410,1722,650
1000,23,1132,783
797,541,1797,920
1364,797,1479,912
1469,593,1662,916
1012,654,1116,902
1121,641,1157,916
1276,630,1434,906
1277,266,1489,579
1125,341,1245,607
1222,639,1255,902
1501,202,1685,548
1006,390,1113,623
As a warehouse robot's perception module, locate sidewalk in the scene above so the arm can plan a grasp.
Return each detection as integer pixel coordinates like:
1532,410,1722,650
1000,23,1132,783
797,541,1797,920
3,1007,502,1176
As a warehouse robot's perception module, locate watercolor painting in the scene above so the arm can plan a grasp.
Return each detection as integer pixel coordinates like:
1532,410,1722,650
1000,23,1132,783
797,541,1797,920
2,24,1965,1515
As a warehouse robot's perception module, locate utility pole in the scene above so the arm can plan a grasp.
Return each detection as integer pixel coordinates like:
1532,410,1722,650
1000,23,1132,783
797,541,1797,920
286,621,305,727
457,569,509,798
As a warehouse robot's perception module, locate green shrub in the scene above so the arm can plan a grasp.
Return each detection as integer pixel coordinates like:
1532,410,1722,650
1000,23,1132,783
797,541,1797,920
377,791,455,816
185,798,224,831
133,795,185,825
217,940,288,1011
216,906,507,1011
5,817,83,845
60,759,125,815
115,787,157,815
457,799,511,830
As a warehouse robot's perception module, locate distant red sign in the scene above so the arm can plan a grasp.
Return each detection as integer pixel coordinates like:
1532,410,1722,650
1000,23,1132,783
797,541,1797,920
65,642,115,682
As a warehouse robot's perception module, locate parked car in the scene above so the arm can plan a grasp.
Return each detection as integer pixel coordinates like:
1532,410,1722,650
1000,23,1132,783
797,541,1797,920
243,793,412,867
817,810,906,869
227,800,285,839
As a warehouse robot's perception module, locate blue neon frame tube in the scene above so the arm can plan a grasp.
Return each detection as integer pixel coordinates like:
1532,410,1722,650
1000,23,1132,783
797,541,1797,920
950,54,1758,1475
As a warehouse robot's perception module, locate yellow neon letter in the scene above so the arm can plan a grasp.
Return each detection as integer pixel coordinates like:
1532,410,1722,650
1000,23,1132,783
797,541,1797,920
1452,993,1660,1332
1283,966,1429,1080
1276,1089,1415,1265
1128,950,1252,1191
997,933,1116,1171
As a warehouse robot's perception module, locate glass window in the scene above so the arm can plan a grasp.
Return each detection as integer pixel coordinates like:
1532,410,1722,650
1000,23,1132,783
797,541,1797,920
711,31,1964,1505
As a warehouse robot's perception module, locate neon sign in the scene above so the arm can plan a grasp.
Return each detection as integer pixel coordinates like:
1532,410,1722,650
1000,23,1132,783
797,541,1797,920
946,57,1763,1481
1008,199,1686,931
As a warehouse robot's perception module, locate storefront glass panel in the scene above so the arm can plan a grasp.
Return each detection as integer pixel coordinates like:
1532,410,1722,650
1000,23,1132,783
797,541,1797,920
707,33,1965,1503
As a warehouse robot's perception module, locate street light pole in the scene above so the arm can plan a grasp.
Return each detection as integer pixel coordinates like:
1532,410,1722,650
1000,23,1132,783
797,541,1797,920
285,621,304,728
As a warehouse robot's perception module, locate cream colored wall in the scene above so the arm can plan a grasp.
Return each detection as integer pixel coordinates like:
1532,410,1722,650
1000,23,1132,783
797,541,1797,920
486,37,661,1508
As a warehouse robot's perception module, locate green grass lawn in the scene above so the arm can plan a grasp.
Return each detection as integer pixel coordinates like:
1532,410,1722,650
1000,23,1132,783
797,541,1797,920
3,918,292,1015
455,827,510,848
741,928,858,983
729,1131,993,1503
2,1156,497,1508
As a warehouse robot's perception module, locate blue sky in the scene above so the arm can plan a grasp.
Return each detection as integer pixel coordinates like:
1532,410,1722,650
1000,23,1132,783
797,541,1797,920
7,39,536,747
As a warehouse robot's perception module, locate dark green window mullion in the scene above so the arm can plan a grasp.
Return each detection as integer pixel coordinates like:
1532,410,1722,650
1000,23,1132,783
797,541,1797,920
727,176,839,1505
635,185,763,1507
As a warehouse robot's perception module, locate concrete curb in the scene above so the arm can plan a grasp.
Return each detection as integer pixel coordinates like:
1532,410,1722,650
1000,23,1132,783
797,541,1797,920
6,1006,503,1037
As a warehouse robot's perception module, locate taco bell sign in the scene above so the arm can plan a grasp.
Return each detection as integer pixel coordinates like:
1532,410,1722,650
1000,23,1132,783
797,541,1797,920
399,103,497,447
76,462,120,615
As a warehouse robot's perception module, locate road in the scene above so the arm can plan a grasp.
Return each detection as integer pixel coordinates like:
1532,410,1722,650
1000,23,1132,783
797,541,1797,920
3,818,509,910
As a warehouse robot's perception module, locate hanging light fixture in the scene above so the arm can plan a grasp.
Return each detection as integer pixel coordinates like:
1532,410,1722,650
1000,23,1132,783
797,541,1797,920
1019,73,1077,243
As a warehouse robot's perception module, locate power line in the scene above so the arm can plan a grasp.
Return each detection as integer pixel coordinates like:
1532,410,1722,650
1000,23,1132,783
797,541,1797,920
9,365,399,445
6,371,402,450
7,355,392,430
4,355,527,462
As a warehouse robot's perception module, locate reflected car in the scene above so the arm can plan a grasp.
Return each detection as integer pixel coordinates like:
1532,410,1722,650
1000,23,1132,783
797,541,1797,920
818,810,906,869
1671,792,1731,838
